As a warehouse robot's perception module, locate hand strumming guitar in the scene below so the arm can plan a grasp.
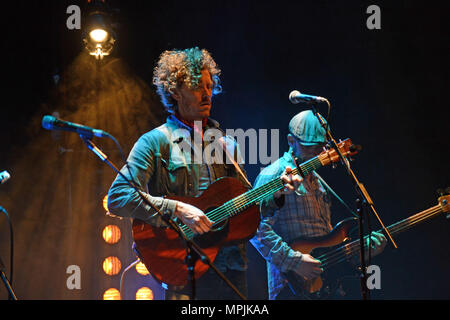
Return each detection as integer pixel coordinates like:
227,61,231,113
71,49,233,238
174,201,213,234
295,254,323,280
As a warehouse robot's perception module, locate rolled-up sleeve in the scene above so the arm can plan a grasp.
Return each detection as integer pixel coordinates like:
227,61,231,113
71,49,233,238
250,216,303,273
107,133,178,225
249,164,303,273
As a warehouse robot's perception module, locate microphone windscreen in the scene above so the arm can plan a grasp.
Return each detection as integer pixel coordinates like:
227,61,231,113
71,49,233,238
41,115,56,130
289,90,301,104
0,170,10,184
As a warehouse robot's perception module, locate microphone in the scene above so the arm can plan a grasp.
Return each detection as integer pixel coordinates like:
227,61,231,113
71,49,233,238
289,90,328,104
41,115,110,138
0,171,10,184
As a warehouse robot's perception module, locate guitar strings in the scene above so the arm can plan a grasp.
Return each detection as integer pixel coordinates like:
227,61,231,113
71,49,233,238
319,206,440,269
181,158,322,238
181,178,285,239
187,157,322,237
317,207,439,269
215,156,320,218
181,149,334,237
318,205,439,264
317,206,441,270
204,157,321,223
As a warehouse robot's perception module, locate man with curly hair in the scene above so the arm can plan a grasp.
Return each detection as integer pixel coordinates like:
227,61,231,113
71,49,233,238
107,47,301,300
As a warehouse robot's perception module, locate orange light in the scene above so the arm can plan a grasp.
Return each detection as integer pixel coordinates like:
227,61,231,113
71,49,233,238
103,256,122,276
103,195,109,212
135,261,150,276
103,288,121,300
102,225,121,244
136,287,154,300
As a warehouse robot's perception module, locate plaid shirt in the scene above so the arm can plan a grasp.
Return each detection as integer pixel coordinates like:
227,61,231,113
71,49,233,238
250,151,332,300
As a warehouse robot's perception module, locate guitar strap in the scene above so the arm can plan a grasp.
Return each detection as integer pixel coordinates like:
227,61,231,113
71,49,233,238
218,136,252,187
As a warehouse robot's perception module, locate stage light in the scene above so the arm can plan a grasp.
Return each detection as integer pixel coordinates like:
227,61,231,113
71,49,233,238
103,288,121,300
82,1,116,60
89,29,108,43
102,225,121,244
103,256,121,275
135,261,150,276
136,287,154,300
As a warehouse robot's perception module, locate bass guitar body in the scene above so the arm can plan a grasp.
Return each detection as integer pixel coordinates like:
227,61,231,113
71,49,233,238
285,217,359,299
284,193,450,299
132,177,260,288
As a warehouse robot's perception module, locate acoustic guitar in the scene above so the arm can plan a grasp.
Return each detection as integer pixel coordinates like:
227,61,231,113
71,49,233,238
285,193,450,299
132,139,359,288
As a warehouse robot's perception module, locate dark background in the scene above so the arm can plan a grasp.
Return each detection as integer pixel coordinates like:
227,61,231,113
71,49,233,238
0,0,448,300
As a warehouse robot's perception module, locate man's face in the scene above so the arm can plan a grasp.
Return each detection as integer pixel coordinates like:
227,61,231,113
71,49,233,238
297,143,325,162
172,69,213,121
289,134,326,162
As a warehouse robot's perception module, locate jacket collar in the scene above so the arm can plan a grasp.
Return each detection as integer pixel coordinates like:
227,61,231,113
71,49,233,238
166,115,221,143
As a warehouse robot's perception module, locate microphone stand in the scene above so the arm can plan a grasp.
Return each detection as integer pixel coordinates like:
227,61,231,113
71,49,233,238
79,135,246,300
0,255,17,300
0,205,17,300
309,103,397,300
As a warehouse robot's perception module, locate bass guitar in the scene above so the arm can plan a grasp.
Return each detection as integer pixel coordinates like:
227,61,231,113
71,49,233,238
132,139,359,287
285,193,450,299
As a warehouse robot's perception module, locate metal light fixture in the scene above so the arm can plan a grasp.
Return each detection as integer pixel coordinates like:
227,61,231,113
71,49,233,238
82,1,116,60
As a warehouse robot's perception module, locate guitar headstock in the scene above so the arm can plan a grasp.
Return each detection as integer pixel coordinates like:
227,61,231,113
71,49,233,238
437,188,450,218
317,138,360,167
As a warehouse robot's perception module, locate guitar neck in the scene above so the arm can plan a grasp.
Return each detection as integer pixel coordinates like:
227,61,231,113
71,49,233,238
209,156,323,223
180,156,325,239
381,204,442,237
319,204,443,270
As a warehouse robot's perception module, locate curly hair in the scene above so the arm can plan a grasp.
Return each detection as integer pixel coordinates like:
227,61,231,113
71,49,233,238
152,47,222,113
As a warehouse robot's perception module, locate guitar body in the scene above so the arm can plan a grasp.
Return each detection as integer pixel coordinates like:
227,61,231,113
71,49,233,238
285,217,358,298
284,194,450,299
132,177,260,288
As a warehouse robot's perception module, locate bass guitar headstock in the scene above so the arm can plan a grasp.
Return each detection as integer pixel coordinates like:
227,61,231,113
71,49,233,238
437,188,450,218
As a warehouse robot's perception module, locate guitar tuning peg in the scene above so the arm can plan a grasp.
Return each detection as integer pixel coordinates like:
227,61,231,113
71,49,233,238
437,187,450,196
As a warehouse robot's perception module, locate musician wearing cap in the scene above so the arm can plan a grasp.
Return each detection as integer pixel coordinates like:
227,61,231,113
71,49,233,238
107,47,299,300
250,110,387,300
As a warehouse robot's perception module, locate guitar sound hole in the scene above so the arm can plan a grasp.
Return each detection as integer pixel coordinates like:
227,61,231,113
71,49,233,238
204,206,228,232
211,219,228,232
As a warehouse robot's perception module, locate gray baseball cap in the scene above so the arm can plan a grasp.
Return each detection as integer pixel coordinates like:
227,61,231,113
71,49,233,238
288,110,327,146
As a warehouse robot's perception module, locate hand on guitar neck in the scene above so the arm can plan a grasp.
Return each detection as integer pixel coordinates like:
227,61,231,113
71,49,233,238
274,166,302,199
362,231,387,258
